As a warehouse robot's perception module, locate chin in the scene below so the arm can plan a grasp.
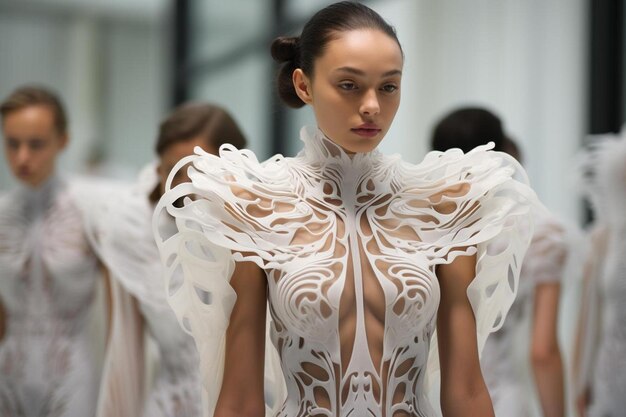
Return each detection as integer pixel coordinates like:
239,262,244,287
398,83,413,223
348,138,383,154
325,131,383,154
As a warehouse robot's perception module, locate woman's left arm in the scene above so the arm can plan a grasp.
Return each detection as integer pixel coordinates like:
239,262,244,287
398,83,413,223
437,253,494,417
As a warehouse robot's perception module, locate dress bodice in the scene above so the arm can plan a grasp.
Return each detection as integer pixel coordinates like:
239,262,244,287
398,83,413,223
264,151,441,416
0,176,99,336
154,127,537,417
597,226,626,349
0,176,102,417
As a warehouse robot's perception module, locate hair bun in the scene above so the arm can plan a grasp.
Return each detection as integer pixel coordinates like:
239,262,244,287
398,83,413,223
271,36,300,63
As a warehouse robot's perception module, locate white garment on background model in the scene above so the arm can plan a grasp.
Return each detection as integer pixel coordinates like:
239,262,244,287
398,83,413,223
580,132,626,417
87,164,202,417
481,215,567,417
154,126,538,417
0,175,102,417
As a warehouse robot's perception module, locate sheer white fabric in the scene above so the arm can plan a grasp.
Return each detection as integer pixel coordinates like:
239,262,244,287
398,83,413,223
579,131,626,417
481,214,568,417
154,126,537,417
87,164,203,417
0,175,103,416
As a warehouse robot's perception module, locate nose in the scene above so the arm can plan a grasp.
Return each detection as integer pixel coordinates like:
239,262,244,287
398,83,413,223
16,145,31,166
359,89,380,117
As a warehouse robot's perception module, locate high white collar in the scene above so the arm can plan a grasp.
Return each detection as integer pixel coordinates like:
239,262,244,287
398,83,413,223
297,126,386,179
17,173,63,220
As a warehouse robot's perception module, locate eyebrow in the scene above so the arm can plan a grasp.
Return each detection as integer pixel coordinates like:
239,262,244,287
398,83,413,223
334,66,402,77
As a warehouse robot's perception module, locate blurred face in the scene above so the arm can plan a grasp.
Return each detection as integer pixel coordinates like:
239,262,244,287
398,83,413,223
2,105,67,187
157,136,217,197
293,29,403,153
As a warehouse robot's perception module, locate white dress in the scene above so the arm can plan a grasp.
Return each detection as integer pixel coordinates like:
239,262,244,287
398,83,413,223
481,215,567,417
86,165,202,417
154,126,538,417
0,175,102,417
580,132,626,417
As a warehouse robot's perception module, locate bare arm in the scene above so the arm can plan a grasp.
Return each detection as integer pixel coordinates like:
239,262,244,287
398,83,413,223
572,226,606,417
214,260,267,417
572,264,597,417
437,253,494,417
100,263,113,343
0,297,5,342
530,282,564,417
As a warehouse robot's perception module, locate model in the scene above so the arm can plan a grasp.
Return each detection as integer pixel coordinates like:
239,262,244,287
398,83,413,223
154,3,539,416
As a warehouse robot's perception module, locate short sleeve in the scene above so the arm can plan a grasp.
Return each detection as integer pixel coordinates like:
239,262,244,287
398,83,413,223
401,145,541,412
83,180,166,310
153,146,289,416
521,216,568,285
396,144,539,332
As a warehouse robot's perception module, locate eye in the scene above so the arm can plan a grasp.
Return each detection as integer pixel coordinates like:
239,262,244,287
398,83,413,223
338,81,357,91
6,139,19,150
29,139,45,150
380,83,399,93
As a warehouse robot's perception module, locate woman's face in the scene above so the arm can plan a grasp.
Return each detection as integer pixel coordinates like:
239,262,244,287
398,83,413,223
157,136,217,197
2,106,67,187
294,29,403,153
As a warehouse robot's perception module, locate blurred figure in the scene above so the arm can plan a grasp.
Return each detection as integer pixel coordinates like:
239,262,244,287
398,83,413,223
573,129,626,417
431,107,507,153
0,85,106,416
431,107,567,417
90,102,246,417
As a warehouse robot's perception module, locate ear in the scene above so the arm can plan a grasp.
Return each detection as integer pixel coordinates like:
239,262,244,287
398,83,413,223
58,133,69,150
293,69,313,105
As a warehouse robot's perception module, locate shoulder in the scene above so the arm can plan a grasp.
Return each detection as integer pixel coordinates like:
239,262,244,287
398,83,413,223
392,144,535,238
0,189,16,213
188,145,293,185
534,214,567,240
519,211,577,286
397,144,524,192
0,189,23,230
165,146,302,216
157,147,308,267
66,176,134,216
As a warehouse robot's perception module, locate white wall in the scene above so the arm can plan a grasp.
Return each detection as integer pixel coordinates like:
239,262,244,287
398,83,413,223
0,3,168,189
100,18,169,174
0,7,71,189
372,0,588,225
187,0,273,158
190,51,272,159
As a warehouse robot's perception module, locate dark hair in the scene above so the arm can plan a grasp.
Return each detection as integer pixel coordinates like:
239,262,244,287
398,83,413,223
431,107,506,153
0,85,68,135
501,135,523,163
271,1,402,108
155,102,247,155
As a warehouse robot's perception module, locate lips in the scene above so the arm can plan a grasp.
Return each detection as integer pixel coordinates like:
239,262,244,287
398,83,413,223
351,124,381,138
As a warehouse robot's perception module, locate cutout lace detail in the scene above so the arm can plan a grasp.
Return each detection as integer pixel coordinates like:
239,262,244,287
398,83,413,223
154,126,536,416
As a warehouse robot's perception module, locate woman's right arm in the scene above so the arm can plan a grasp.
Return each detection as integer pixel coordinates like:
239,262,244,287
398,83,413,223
214,260,268,417
530,282,564,417
0,298,5,342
